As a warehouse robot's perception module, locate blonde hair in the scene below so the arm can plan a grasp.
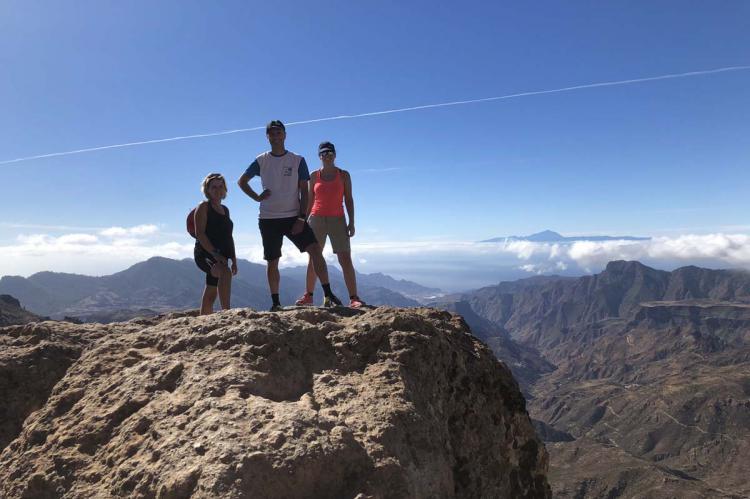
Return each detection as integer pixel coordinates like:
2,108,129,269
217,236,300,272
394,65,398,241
201,173,227,199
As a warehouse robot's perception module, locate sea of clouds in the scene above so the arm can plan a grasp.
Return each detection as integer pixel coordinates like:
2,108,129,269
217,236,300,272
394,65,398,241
1,225,748,291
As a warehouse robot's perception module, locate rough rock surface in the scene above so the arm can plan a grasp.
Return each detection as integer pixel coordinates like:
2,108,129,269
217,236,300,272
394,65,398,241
0,307,550,498
0,321,110,451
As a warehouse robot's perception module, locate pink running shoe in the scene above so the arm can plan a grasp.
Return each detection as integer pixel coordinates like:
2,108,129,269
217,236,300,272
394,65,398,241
295,293,313,306
349,296,365,309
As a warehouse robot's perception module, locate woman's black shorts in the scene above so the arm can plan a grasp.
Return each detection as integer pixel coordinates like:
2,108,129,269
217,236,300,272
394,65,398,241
194,245,219,286
259,216,318,261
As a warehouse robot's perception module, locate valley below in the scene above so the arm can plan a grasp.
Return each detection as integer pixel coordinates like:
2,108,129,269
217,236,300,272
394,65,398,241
437,261,750,498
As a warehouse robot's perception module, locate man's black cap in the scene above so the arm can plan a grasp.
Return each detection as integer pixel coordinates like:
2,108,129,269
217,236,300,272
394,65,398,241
318,141,336,155
266,120,285,133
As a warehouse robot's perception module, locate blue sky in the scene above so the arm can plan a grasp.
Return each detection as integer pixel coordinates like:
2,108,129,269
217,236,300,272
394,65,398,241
1,1,749,288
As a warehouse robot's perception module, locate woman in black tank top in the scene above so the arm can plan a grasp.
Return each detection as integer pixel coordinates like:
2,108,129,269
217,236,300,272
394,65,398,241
193,173,237,315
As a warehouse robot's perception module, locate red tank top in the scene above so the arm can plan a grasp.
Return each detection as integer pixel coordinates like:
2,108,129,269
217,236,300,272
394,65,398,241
311,168,345,217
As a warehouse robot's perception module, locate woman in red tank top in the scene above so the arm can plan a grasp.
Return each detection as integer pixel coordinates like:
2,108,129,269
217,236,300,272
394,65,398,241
295,142,365,308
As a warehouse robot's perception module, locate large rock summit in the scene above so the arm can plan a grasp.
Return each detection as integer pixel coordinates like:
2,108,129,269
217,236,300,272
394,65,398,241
0,307,550,498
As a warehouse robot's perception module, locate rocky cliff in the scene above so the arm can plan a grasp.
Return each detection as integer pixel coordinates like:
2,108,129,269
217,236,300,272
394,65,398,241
0,294,42,326
439,261,750,498
459,261,750,351
0,307,550,499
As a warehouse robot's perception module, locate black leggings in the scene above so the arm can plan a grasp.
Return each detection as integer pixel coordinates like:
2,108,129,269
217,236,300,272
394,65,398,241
194,246,219,286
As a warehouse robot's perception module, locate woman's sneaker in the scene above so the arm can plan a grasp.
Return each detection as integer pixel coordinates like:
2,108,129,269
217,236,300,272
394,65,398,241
295,293,314,306
269,304,283,312
323,294,342,308
349,296,365,309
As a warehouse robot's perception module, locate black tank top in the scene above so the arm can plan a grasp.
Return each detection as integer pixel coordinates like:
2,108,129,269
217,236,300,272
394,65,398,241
196,203,235,259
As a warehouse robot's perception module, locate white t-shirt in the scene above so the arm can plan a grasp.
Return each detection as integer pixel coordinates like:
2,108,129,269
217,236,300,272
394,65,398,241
245,151,310,219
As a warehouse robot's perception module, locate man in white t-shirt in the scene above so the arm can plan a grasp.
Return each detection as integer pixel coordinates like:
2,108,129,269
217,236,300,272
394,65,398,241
238,120,342,311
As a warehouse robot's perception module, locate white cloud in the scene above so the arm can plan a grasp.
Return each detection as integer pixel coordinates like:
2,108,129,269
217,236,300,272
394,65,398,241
100,224,159,237
566,240,645,268
518,260,567,275
559,234,750,269
235,244,320,268
57,234,99,244
1,226,192,276
648,234,750,264
344,234,750,289
16,234,50,245
2,228,749,289
0,223,105,232
346,234,750,271
519,264,543,274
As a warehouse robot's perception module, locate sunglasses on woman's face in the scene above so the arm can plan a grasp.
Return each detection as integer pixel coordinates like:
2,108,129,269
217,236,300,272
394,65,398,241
320,151,334,156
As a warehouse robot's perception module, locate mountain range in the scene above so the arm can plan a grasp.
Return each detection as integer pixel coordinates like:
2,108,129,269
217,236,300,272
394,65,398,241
0,257,441,321
481,229,651,243
4,256,750,496
433,261,750,497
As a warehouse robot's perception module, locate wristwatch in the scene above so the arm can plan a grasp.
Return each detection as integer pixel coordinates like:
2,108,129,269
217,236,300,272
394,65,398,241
297,213,306,221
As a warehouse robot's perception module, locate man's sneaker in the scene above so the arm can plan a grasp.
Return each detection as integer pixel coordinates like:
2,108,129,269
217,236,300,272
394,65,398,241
295,293,314,306
349,296,365,309
323,294,342,308
269,304,283,312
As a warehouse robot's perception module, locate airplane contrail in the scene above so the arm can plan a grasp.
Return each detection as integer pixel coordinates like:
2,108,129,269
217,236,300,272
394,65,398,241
2,65,749,166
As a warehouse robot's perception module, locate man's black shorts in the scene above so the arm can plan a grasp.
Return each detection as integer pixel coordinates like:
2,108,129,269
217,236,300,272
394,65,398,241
259,216,318,261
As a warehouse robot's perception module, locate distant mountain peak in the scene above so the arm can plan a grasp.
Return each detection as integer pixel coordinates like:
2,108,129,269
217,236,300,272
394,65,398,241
525,230,565,241
602,260,663,277
605,260,647,271
534,230,562,237
145,256,173,263
480,230,650,243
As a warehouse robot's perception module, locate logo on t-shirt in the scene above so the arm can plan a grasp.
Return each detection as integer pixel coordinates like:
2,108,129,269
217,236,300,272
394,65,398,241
283,166,293,176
